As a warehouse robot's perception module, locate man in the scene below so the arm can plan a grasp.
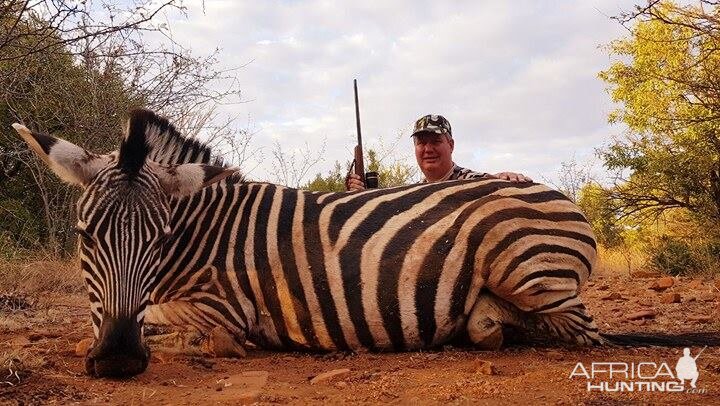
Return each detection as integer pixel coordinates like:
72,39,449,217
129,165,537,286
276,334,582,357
346,114,531,191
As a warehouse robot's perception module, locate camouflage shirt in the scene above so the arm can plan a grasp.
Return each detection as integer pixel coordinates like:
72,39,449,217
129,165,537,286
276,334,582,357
420,163,492,183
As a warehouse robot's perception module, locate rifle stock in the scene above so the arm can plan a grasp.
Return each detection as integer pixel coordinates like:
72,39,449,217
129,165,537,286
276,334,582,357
354,145,364,179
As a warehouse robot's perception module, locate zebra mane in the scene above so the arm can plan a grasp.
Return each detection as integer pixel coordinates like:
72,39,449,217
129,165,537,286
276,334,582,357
118,110,152,178
123,109,226,169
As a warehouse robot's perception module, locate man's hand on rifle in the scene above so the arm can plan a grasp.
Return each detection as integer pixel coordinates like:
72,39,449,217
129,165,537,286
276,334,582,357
346,173,365,192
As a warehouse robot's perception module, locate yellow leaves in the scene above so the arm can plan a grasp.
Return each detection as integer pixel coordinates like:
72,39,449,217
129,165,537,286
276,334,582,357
599,2,720,136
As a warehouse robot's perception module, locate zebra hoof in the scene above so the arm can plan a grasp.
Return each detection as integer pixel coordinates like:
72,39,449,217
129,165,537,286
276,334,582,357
468,319,504,351
202,326,247,358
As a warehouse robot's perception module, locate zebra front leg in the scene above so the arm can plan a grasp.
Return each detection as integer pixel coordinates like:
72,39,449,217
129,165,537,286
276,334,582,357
202,325,247,357
467,290,528,350
144,300,249,358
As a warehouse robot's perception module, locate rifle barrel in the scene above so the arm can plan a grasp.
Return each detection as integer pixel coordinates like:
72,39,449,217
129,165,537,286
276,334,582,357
354,79,362,146
694,346,707,360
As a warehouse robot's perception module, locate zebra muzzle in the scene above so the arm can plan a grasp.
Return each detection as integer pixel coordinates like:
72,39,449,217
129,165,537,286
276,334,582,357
85,316,150,378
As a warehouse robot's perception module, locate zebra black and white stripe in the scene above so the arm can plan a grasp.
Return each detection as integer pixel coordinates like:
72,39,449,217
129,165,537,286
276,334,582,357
145,176,600,351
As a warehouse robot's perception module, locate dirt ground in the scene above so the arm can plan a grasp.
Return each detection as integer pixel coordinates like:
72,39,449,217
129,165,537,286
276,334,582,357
2,270,720,405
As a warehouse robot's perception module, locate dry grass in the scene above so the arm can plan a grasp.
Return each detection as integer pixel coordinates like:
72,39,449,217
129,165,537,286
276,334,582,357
0,256,82,386
594,245,649,276
0,255,82,295
0,347,46,386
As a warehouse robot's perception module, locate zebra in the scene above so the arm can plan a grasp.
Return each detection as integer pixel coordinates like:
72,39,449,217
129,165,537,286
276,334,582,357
12,109,602,377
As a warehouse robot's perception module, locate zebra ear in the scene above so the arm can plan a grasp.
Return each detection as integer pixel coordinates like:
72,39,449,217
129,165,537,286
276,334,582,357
150,162,238,196
12,123,112,187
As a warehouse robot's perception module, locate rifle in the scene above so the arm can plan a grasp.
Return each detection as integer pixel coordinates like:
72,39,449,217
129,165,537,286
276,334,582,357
349,79,378,188
353,79,365,182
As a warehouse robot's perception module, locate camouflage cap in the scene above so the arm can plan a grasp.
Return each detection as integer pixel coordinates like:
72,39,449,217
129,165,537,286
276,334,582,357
411,114,452,138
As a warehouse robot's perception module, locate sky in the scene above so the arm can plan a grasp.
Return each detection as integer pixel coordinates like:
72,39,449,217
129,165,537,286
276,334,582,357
157,0,639,186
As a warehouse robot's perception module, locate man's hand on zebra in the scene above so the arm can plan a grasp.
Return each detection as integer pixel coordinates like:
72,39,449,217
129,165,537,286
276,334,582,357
492,172,533,183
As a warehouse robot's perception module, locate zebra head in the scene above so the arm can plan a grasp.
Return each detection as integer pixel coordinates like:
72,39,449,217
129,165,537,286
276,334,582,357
12,111,235,377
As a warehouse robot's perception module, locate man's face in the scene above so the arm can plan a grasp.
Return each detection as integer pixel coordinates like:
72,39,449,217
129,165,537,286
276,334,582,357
413,131,455,175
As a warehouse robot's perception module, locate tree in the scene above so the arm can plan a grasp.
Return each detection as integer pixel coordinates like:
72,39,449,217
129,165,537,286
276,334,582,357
0,1,179,66
365,149,417,189
0,1,246,256
304,162,347,192
599,1,720,231
0,14,142,255
268,140,327,189
576,183,624,248
545,156,596,202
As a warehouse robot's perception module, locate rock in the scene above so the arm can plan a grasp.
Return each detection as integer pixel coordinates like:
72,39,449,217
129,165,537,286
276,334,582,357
596,284,610,291
601,292,623,301
626,310,656,320
217,371,269,403
699,292,717,302
688,315,712,324
310,368,352,384
629,319,646,326
476,360,495,375
335,381,348,388
546,351,564,361
75,338,94,357
686,280,703,290
660,292,682,304
202,326,246,358
636,298,654,307
715,279,720,291
649,277,674,291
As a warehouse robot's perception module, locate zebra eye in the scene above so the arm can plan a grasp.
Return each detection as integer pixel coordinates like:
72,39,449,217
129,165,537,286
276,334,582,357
74,227,94,245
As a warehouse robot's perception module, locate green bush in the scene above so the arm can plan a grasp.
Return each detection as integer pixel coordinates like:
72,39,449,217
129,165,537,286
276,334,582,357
646,236,697,276
645,235,720,276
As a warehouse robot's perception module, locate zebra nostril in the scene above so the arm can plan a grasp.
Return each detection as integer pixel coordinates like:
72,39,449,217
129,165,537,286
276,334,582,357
83,341,150,378
84,354,98,377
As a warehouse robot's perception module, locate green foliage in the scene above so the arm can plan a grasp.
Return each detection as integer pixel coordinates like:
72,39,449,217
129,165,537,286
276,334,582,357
0,3,237,258
598,1,720,226
304,162,347,193
646,236,697,276
576,183,624,248
304,148,416,192
642,233,720,276
0,8,143,256
366,149,416,189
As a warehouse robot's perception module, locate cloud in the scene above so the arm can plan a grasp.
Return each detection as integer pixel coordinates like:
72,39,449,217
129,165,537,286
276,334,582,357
160,0,637,184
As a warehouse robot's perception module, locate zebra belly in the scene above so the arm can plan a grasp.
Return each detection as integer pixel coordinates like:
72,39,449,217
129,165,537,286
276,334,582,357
261,315,468,352
245,257,476,352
